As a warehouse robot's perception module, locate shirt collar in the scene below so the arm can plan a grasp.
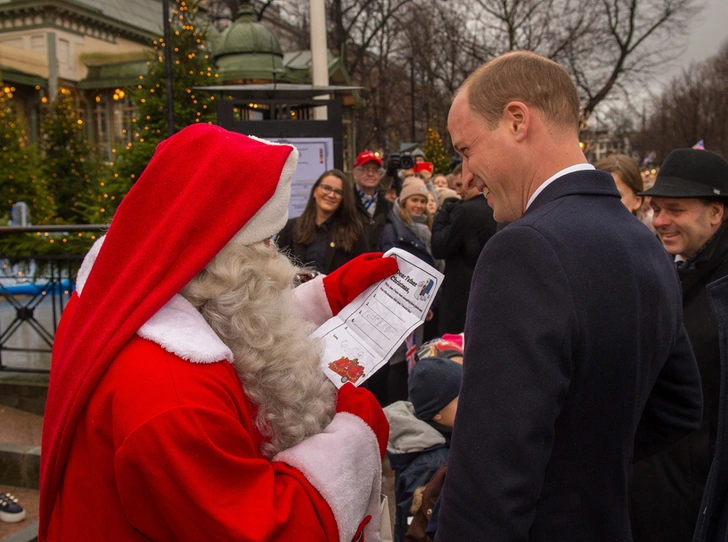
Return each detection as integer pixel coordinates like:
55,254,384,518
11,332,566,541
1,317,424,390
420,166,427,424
526,163,595,210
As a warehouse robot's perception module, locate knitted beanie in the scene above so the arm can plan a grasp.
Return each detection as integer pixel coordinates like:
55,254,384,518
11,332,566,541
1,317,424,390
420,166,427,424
408,357,463,421
400,177,430,203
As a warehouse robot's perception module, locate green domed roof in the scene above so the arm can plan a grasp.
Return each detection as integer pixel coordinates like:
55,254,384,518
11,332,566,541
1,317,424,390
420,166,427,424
212,1,284,81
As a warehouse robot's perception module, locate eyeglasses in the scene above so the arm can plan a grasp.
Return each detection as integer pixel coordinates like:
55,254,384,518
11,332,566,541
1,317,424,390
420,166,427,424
357,166,380,175
319,184,344,198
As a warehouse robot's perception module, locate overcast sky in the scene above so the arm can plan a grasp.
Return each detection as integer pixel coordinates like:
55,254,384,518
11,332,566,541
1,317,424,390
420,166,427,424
661,0,728,82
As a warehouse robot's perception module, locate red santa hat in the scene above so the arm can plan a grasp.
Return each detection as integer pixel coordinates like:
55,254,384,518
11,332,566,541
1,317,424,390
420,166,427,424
39,124,298,538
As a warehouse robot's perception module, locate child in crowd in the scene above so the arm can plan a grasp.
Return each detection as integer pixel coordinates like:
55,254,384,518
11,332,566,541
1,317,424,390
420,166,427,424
384,355,463,542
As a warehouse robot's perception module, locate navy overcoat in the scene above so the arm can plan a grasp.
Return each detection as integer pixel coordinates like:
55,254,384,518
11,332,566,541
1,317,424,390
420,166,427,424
436,170,704,541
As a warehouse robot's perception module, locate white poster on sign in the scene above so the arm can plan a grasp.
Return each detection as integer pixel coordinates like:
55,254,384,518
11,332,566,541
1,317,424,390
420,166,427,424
269,137,335,218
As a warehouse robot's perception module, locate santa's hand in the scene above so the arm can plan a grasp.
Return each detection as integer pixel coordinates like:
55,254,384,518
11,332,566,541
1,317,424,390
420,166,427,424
323,253,398,315
336,383,389,459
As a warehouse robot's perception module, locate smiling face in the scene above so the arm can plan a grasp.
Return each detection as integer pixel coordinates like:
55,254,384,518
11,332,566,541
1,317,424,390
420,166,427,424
314,175,344,216
448,90,523,222
404,194,427,217
651,196,724,258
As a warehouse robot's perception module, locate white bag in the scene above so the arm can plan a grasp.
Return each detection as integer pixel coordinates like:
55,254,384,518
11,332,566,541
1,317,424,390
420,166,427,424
380,494,394,542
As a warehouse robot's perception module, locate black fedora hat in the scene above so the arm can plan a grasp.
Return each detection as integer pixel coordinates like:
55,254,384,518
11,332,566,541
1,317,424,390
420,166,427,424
639,148,728,199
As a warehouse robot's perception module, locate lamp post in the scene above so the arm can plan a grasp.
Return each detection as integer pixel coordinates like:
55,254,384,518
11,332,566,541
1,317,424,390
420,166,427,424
310,0,330,120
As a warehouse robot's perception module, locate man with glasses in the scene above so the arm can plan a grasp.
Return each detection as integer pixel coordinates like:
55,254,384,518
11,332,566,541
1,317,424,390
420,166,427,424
352,151,393,251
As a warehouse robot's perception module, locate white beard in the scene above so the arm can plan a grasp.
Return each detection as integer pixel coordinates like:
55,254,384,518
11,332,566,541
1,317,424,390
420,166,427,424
180,240,336,458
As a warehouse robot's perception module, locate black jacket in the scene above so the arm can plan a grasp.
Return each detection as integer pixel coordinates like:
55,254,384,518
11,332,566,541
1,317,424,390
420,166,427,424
276,217,368,274
355,192,392,254
631,223,728,542
436,170,703,542
430,196,498,335
694,274,728,542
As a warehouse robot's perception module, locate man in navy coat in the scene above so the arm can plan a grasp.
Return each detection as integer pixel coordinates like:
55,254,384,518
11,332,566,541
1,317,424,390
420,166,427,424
436,51,704,541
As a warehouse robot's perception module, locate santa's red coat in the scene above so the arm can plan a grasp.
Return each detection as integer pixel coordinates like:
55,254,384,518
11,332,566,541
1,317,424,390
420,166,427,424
40,127,383,541
45,267,382,541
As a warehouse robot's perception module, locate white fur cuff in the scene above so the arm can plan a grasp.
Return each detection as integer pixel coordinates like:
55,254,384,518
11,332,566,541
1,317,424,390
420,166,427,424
293,275,333,327
273,412,382,542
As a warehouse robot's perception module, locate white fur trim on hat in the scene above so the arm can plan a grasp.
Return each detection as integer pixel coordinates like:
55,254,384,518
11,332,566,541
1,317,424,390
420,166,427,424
233,137,299,246
75,237,233,364
75,235,106,296
273,412,382,542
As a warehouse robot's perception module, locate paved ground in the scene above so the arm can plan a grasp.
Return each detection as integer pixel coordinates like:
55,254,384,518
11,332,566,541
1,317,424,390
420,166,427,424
0,407,42,448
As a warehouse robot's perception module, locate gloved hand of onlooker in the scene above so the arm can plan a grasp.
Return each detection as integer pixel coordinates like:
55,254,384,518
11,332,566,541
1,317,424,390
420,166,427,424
323,253,398,315
336,383,389,459
386,154,401,178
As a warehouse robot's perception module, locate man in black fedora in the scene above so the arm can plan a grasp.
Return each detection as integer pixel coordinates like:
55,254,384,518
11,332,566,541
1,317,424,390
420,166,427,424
630,148,728,542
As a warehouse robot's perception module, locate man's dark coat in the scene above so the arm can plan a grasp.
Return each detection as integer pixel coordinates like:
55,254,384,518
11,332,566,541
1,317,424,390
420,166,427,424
431,195,498,335
435,170,704,542
631,223,728,542
694,274,728,542
355,191,392,254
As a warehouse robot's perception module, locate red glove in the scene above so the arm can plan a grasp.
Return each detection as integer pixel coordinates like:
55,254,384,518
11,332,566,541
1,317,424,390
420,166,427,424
323,253,398,315
336,383,389,459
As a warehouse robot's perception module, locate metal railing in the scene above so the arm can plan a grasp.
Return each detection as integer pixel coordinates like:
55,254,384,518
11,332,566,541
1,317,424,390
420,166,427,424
0,225,107,373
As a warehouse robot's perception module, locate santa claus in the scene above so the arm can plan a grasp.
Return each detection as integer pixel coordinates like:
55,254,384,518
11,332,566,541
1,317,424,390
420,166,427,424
39,124,397,541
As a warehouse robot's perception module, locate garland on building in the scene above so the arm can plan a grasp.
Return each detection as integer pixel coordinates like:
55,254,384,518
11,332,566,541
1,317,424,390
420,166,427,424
423,127,450,175
0,84,55,225
108,0,217,213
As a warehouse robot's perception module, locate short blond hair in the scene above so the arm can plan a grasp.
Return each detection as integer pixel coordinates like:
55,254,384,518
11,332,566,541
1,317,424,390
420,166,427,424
462,51,580,133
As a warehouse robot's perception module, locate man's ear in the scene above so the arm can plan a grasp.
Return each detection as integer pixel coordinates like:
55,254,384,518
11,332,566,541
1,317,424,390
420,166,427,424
711,201,725,225
432,413,442,422
504,101,529,142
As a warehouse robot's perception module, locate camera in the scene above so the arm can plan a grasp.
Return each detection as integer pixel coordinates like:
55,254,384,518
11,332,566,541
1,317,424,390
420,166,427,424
399,153,415,170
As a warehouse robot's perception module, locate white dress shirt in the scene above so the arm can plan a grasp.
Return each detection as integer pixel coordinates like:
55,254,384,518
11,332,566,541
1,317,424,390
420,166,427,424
526,164,596,210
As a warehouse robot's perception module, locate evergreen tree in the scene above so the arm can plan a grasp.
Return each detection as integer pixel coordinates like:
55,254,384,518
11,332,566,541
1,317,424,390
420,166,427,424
40,88,102,224
0,84,55,225
110,0,217,210
423,127,450,174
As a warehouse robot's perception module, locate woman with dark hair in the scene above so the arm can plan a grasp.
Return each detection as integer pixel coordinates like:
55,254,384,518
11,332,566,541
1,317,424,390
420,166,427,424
277,169,367,274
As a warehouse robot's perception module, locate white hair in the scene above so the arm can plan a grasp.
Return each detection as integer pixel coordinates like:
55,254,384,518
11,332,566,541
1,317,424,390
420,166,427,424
180,240,336,458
